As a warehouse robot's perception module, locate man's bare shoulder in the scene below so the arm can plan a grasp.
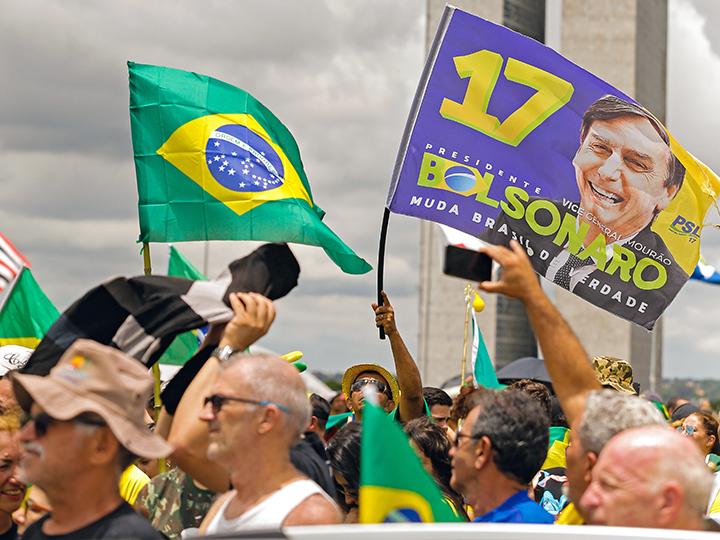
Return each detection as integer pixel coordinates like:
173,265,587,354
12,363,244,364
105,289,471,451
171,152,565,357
283,493,342,526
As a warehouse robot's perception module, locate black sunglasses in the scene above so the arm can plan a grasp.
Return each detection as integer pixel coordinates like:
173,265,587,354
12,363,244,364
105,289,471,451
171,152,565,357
20,411,106,438
350,378,392,398
203,394,290,414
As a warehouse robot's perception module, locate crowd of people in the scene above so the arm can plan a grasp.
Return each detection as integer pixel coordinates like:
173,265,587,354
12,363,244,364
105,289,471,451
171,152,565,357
0,240,719,538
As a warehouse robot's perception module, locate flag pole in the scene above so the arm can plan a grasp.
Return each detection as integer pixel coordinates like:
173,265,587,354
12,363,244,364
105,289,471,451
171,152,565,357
460,284,473,385
142,242,166,473
376,208,391,340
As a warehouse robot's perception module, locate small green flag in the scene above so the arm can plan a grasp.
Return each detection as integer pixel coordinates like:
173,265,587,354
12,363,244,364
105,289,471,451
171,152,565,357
359,400,462,523
471,313,504,389
0,268,59,348
168,245,206,281
158,246,207,366
128,61,371,275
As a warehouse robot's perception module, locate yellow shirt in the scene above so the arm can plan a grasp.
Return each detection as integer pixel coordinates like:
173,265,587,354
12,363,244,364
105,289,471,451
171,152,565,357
119,464,151,505
709,487,720,515
556,502,584,525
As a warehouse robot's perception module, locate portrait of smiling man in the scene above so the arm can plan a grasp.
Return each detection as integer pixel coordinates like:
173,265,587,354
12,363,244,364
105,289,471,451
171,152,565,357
484,95,689,327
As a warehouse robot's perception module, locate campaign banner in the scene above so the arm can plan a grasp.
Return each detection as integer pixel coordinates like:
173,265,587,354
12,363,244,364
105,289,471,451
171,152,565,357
386,6,720,330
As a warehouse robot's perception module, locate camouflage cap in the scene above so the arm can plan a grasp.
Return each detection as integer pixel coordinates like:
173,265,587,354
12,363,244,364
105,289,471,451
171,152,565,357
592,356,636,395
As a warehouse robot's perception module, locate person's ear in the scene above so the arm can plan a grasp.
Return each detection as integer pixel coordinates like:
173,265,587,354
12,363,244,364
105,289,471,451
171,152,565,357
656,159,681,213
258,405,284,435
584,452,598,483
87,427,119,467
656,483,683,528
707,434,716,452
474,436,492,471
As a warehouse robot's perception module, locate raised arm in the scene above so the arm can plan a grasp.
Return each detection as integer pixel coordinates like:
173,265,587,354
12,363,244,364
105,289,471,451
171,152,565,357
372,291,424,422
168,293,276,492
477,240,600,427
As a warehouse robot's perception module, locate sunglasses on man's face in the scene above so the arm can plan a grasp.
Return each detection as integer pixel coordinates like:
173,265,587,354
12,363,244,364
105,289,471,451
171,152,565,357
20,411,106,438
203,394,290,415
350,378,391,398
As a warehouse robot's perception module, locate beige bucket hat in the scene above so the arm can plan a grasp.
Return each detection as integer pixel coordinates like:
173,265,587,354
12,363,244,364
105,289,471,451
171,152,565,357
10,339,172,459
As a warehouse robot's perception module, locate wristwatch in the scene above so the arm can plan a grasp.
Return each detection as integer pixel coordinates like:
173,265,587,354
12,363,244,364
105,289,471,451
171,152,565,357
212,345,238,363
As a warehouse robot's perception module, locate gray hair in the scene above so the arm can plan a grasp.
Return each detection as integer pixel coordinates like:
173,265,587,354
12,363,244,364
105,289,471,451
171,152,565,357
225,353,311,442
578,389,665,455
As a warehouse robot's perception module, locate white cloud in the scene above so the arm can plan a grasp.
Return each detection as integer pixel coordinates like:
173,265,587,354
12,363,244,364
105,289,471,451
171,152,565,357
2,0,719,380
0,0,424,374
662,0,720,378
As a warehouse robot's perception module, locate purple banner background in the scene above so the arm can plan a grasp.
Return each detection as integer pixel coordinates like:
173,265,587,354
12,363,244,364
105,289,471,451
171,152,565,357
389,9,635,230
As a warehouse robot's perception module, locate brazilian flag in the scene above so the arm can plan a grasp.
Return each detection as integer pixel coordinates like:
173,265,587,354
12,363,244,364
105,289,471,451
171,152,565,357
128,62,371,275
360,401,462,523
0,268,59,348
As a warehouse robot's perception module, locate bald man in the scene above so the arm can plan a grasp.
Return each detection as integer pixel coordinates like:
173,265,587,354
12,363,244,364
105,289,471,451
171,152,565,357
580,426,713,530
199,355,340,532
169,293,341,531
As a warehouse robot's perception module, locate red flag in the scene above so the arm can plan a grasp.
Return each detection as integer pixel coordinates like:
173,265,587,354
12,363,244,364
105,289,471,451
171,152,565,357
0,233,29,292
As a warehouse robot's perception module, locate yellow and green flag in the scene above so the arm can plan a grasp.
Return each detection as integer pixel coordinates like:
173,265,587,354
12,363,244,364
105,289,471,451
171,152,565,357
360,401,462,523
0,267,59,348
159,246,207,367
128,62,371,275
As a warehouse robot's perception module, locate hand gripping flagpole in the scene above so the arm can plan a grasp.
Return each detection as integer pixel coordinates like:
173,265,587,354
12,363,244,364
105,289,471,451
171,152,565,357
142,242,166,473
460,284,474,386
376,208,391,340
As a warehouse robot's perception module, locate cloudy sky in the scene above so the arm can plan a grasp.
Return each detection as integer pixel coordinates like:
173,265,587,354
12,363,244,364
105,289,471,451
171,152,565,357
1,0,718,380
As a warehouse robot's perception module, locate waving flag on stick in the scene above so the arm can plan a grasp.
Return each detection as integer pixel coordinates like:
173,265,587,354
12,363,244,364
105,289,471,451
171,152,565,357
360,399,462,523
0,233,29,292
128,62,370,275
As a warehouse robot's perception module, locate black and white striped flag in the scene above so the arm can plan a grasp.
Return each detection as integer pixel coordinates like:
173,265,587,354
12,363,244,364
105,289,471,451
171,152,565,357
0,232,29,292
23,243,299,375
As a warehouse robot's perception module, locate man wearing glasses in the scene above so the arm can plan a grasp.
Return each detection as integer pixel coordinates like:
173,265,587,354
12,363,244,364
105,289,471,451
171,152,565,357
449,389,553,524
168,293,342,532
10,339,171,539
339,291,425,424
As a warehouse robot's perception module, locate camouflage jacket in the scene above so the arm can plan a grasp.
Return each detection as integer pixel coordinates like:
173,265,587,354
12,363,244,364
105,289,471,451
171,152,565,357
138,468,216,538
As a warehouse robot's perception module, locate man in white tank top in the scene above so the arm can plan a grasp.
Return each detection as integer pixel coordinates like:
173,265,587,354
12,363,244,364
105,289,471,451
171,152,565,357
170,293,342,532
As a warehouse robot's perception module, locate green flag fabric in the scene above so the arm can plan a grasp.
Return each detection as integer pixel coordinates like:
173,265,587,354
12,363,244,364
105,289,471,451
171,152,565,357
359,400,462,523
471,313,504,389
159,246,207,367
128,61,371,275
168,245,206,281
0,268,59,348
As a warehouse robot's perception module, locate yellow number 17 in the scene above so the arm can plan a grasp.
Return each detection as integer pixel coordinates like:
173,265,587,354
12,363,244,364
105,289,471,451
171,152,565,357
439,50,574,147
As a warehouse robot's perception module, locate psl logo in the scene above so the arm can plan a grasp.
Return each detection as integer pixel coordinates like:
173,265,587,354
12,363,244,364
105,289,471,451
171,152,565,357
669,215,701,243
416,152,498,207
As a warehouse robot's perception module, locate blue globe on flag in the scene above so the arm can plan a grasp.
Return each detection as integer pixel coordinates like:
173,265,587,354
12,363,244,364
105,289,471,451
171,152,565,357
205,124,285,193
444,165,476,192
382,508,423,522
